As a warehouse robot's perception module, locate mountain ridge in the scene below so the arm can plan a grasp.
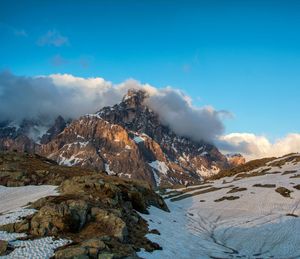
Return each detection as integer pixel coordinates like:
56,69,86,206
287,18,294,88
0,89,239,186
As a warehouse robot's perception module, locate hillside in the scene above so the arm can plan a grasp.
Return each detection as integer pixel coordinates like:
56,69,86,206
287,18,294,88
0,151,168,258
139,153,300,258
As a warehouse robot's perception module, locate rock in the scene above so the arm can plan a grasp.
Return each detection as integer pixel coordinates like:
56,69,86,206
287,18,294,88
128,191,147,212
227,153,246,167
81,238,106,250
91,208,128,241
0,240,8,255
275,187,292,198
98,253,115,259
0,223,15,232
55,246,88,259
30,200,89,236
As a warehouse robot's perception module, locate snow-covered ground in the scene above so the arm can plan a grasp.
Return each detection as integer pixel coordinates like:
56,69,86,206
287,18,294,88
0,185,58,214
139,158,300,259
0,185,70,258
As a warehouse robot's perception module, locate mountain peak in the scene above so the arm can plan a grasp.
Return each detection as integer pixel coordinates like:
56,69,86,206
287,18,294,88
122,89,149,108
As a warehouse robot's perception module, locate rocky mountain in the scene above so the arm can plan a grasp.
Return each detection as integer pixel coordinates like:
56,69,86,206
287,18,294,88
0,89,237,186
38,89,230,186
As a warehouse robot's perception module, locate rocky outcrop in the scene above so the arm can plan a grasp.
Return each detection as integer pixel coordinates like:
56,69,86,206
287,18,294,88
0,151,168,258
0,240,8,256
227,153,246,167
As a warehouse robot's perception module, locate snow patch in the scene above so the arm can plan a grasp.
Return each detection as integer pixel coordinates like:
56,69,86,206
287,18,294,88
149,161,169,175
105,163,116,176
0,185,59,214
139,163,300,258
2,237,71,259
0,185,69,259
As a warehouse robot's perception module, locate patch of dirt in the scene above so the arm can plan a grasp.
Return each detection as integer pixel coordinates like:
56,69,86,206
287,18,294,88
227,187,247,193
253,184,276,188
214,196,240,202
286,213,298,217
282,170,298,175
210,157,275,180
290,174,300,179
164,185,213,199
170,187,225,202
268,154,300,167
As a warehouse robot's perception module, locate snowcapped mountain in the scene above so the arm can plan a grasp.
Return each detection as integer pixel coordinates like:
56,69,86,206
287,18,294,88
0,89,233,186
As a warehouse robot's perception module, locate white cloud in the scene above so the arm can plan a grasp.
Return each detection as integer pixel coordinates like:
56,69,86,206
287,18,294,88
37,29,69,47
2,72,298,159
218,133,300,160
0,72,225,142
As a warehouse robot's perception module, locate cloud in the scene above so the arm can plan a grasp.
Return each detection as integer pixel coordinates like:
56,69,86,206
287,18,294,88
1,71,298,158
218,133,300,160
0,23,27,37
37,29,69,47
145,88,224,142
0,72,225,142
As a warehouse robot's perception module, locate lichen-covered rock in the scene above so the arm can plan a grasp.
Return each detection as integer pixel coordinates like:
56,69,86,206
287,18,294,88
0,240,8,256
55,246,89,259
91,208,128,241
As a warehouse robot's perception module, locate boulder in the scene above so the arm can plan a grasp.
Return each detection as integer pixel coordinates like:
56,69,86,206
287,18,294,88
0,240,8,255
91,208,128,241
55,246,88,259
30,200,89,236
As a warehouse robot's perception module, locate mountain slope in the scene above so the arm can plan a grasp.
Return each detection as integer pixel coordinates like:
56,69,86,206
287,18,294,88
0,151,168,258
139,153,300,258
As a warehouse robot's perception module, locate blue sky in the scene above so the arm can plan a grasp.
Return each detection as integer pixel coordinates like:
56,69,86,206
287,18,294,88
1,0,300,141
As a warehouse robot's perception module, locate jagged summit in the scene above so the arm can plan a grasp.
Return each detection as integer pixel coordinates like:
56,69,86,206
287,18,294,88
121,89,149,108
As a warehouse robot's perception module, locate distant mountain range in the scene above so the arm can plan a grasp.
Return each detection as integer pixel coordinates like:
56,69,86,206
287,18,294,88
0,89,244,186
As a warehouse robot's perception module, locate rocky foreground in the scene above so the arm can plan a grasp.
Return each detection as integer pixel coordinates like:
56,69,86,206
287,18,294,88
0,152,168,258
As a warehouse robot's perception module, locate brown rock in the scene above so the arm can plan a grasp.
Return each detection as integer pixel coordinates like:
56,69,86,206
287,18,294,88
0,240,8,255
55,246,88,259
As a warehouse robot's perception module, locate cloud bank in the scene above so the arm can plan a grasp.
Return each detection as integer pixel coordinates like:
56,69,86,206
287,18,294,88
218,133,300,160
1,72,298,159
0,71,224,142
